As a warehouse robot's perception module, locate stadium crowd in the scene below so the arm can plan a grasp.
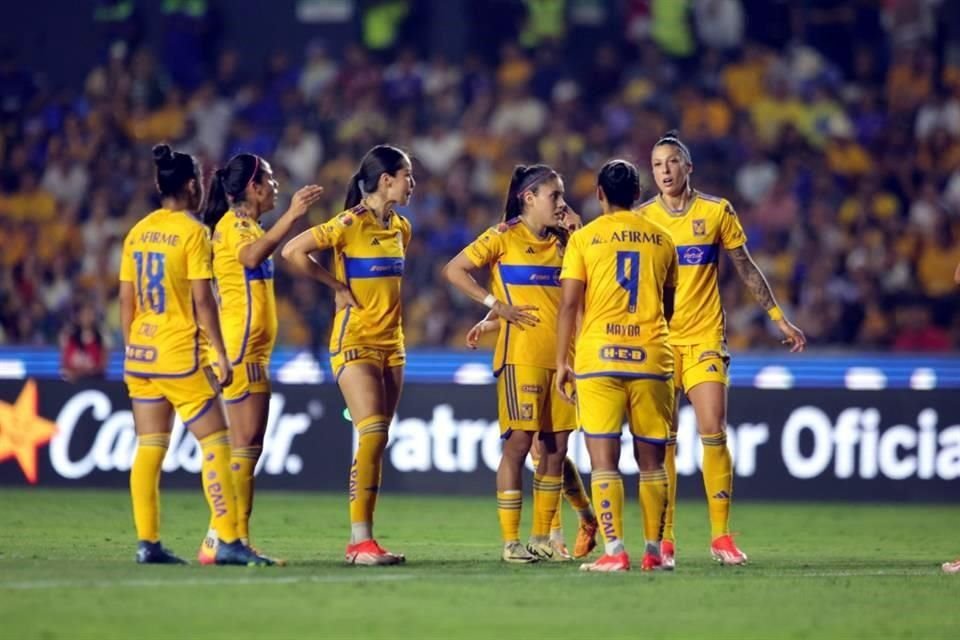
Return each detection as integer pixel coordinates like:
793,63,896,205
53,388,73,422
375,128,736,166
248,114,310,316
1,0,960,355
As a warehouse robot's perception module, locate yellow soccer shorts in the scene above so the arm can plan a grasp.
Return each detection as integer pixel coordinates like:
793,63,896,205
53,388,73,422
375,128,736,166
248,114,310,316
330,345,406,382
212,360,271,403
497,364,576,438
576,374,674,443
672,342,730,393
125,366,219,426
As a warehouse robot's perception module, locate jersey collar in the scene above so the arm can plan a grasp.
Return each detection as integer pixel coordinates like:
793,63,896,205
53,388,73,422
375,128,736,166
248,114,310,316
657,191,699,217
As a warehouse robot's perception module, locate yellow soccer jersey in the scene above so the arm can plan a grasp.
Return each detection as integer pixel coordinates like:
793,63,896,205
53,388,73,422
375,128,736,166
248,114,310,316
560,210,677,378
639,191,747,344
311,205,411,353
119,208,212,377
212,210,278,364
464,218,564,374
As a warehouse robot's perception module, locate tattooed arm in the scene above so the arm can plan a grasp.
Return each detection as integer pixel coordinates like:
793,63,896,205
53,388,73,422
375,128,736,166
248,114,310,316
727,245,807,352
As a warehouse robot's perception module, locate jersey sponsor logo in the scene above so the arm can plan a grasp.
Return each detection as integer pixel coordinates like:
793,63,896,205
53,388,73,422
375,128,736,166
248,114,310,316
344,257,404,278
706,364,719,373
125,345,157,363
498,264,560,287
692,219,706,236
521,384,543,394
611,230,664,245
677,244,719,266
599,345,647,363
591,235,604,245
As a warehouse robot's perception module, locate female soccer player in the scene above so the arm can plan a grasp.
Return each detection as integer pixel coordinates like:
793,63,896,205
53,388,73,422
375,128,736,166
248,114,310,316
443,164,578,563
281,145,413,566
463,208,598,561
197,153,324,564
120,144,270,566
555,159,678,572
641,131,807,568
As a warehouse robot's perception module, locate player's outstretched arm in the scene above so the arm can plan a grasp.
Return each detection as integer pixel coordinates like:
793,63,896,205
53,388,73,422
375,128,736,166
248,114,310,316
726,245,806,352
238,185,324,269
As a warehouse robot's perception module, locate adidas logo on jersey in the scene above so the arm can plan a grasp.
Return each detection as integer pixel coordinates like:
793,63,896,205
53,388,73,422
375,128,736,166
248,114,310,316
525,247,535,254
706,364,719,373
371,238,381,246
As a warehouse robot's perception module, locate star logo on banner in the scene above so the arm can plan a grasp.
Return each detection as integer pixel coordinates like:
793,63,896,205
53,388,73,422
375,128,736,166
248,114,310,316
0,379,57,484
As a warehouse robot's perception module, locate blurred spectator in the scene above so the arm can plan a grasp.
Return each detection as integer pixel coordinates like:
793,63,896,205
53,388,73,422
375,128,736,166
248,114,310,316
59,304,107,382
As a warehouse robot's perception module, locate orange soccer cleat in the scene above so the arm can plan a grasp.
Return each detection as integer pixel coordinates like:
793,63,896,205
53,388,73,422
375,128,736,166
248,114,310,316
345,539,406,566
573,518,599,559
661,539,676,570
710,534,748,566
580,550,631,572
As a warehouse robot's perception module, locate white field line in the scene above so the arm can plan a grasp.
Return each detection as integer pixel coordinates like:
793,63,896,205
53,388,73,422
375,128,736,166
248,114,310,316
0,567,943,591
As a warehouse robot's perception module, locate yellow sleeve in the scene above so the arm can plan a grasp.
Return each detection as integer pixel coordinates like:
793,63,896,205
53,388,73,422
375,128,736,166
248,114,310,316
665,236,679,288
119,232,136,282
226,218,259,261
463,226,505,268
400,215,412,250
560,232,587,282
719,200,747,250
310,211,354,250
186,224,213,280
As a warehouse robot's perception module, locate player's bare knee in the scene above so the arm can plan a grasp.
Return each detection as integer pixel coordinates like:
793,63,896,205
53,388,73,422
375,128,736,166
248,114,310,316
634,441,666,471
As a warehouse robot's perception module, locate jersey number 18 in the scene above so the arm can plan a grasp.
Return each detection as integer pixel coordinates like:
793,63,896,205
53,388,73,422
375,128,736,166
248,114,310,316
133,251,166,313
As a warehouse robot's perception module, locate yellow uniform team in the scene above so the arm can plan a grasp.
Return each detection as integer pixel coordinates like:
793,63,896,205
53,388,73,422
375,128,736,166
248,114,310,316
311,204,411,380
211,209,278,400
463,218,575,437
639,192,747,393
122,209,219,423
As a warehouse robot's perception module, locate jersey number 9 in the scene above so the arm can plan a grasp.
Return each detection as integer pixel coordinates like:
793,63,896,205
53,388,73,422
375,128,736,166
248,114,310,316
616,251,640,313
133,251,166,313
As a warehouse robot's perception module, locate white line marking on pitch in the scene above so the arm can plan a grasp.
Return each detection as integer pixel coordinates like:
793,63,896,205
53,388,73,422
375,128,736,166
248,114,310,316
0,573,414,591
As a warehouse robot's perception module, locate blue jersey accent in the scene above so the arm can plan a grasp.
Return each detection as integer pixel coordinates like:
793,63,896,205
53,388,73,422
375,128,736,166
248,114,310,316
344,256,405,278
498,264,561,287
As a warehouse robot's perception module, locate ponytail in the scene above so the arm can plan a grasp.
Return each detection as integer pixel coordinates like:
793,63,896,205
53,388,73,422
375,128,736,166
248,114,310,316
344,171,364,210
202,169,231,230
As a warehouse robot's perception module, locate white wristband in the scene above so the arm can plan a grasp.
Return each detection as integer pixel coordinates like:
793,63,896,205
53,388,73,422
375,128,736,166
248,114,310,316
482,294,497,309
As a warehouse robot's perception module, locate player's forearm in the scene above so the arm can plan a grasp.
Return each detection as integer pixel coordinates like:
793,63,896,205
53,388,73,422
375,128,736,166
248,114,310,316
955,261,960,285
239,215,299,269
442,262,490,306
664,286,676,324
727,246,779,312
119,283,135,347
193,287,228,357
555,305,575,369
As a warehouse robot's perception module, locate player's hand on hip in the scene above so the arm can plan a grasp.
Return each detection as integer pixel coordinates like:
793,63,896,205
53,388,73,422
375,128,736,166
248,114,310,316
334,284,360,311
287,185,325,219
215,353,233,388
555,365,576,404
465,319,497,349
492,301,539,329
778,319,807,353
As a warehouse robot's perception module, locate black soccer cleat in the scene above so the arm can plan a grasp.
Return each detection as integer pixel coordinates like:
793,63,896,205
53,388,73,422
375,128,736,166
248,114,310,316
136,540,188,565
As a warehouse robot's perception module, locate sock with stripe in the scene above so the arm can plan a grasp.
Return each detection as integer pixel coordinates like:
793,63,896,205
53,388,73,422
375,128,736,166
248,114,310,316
531,473,562,542
663,432,678,543
199,430,240,543
130,433,170,542
701,431,733,539
497,490,523,543
638,467,669,548
591,470,624,555
561,456,594,523
350,415,389,544
230,445,262,542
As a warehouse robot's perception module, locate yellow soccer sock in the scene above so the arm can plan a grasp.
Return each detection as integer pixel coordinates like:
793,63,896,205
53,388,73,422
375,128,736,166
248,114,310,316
591,470,624,555
496,490,523,543
550,501,563,540
199,430,240,543
562,456,594,522
701,432,733,539
130,433,170,542
230,445,262,541
349,415,389,542
638,468,669,545
531,474,562,540
663,433,678,543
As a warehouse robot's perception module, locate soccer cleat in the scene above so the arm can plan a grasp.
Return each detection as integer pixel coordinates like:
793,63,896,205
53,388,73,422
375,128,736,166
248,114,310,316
501,541,539,564
641,550,663,572
245,541,288,567
580,550,630,572
661,539,676,571
136,540,187,565
711,534,748,566
346,539,406,566
942,559,960,574
215,539,275,566
573,518,598,558
549,539,573,561
197,528,218,566
527,540,570,562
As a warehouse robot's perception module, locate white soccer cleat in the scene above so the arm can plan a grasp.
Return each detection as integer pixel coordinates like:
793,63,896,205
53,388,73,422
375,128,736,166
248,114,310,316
502,541,539,564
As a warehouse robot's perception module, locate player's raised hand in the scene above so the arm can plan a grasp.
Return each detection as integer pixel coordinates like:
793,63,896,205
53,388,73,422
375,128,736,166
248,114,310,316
555,364,576,404
492,301,539,329
560,206,582,231
334,283,360,311
777,318,807,353
287,185,325,219
465,319,498,349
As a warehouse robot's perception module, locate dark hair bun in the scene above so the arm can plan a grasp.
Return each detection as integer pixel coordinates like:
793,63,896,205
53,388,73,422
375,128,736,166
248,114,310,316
152,144,174,166
512,165,529,180
663,129,681,139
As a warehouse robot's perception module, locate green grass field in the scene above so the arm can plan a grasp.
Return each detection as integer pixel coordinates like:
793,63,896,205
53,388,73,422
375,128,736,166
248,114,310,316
1,489,959,639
